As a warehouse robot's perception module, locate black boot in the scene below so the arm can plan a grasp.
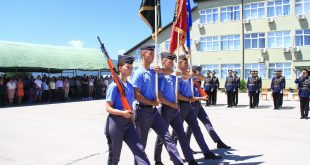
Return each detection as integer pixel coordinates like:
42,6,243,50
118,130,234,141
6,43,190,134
188,160,198,165
217,140,231,149
155,162,164,165
204,152,222,160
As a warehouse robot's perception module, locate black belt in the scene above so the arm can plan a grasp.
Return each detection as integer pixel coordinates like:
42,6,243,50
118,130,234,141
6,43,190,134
138,104,155,109
178,100,190,104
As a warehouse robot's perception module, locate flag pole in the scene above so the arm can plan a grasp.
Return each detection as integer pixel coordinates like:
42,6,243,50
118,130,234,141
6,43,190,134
189,50,194,96
175,30,180,103
155,1,159,100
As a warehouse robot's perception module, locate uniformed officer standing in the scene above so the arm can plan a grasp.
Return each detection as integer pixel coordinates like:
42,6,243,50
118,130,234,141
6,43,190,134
294,69,310,119
211,70,219,105
154,52,198,165
279,70,286,108
105,55,150,165
225,70,235,108
173,55,221,160
232,71,240,106
186,65,231,149
132,45,183,165
254,71,262,107
270,69,284,110
247,70,258,109
203,70,213,106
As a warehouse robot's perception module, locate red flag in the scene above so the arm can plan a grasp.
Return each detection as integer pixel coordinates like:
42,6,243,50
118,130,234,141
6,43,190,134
169,0,188,54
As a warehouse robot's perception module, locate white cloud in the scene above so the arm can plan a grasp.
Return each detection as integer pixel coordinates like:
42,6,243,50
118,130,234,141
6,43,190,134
68,40,84,48
117,49,126,55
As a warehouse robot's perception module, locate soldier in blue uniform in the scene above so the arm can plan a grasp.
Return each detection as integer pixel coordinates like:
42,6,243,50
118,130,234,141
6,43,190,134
247,70,258,109
203,70,213,106
105,55,150,165
270,69,284,110
154,52,198,165
294,69,310,119
225,70,235,108
186,65,231,150
254,71,262,107
211,70,219,105
279,70,286,108
132,45,183,165
232,71,240,106
173,55,221,160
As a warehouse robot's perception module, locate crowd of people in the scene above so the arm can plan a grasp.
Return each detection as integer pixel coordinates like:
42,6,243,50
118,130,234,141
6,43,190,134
0,74,113,107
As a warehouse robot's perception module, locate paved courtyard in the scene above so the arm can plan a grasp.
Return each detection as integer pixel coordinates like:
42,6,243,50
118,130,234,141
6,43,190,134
0,93,309,165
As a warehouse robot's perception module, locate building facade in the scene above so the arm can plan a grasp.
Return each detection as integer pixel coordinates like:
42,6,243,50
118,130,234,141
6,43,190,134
125,0,310,89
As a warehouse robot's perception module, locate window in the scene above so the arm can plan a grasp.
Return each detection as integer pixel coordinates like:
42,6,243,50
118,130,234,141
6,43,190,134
200,8,219,24
165,41,170,51
221,64,241,79
200,36,219,51
245,63,267,79
268,31,291,48
200,10,206,24
244,2,265,20
268,63,292,79
202,64,219,76
245,33,266,49
267,0,290,17
295,29,310,46
221,35,240,50
132,50,141,63
296,0,310,15
220,6,240,22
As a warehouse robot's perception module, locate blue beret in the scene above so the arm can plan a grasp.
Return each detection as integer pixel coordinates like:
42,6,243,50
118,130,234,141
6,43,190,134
118,55,134,64
140,44,155,51
178,55,188,61
160,52,176,60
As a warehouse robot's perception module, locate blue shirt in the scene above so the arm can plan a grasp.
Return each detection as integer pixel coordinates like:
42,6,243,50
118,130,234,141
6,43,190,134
204,76,213,91
179,77,193,97
247,76,257,92
295,77,310,97
271,76,283,93
106,82,134,110
225,76,235,91
132,66,156,101
159,75,177,103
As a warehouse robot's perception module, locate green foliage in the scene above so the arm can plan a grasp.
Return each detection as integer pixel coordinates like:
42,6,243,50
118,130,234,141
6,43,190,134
239,79,247,93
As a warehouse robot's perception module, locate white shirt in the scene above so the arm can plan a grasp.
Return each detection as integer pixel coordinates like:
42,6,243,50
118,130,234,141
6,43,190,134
6,81,15,90
56,80,64,88
34,79,42,88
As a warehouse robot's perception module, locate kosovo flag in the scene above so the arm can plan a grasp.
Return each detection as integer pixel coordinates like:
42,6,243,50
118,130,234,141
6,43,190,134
138,0,162,39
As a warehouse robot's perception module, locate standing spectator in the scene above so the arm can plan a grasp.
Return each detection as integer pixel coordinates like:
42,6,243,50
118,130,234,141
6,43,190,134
6,78,15,105
270,69,284,110
88,76,94,100
64,78,70,101
69,76,76,99
225,70,235,108
17,78,24,105
294,69,309,119
81,75,88,100
34,75,42,102
49,77,56,102
108,75,113,85
0,77,6,106
42,78,49,102
56,77,64,101
203,70,213,106
76,77,82,99
94,76,99,99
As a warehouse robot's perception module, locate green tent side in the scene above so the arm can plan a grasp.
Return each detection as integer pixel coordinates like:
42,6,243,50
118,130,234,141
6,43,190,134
0,41,109,72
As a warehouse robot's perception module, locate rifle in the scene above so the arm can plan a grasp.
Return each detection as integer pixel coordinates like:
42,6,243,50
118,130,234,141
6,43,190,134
97,36,132,112
193,80,208,97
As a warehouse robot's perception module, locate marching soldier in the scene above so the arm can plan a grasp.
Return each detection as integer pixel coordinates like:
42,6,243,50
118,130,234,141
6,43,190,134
131,45,184,165
247,70,258,109
154,52,198,165
254,71,262,107
270,69,284,110
203,70,213,106
211,70,219,105
225,70,235,108
294,69,309,119
105,55,150,165
186,65,231,149
173,55,221,160
279,70,286,108
232,71,240,106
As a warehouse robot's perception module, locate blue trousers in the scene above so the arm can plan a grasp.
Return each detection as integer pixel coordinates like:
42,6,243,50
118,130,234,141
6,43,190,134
154,104,195,163
186,101,220,143
105,115,150,165
135,106,183,165
172,101,210,154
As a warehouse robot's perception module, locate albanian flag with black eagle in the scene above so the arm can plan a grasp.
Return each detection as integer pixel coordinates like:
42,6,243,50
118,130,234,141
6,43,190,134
138,0,162,39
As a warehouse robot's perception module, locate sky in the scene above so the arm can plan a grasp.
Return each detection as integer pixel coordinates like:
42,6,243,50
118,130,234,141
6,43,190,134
0,0,195,59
